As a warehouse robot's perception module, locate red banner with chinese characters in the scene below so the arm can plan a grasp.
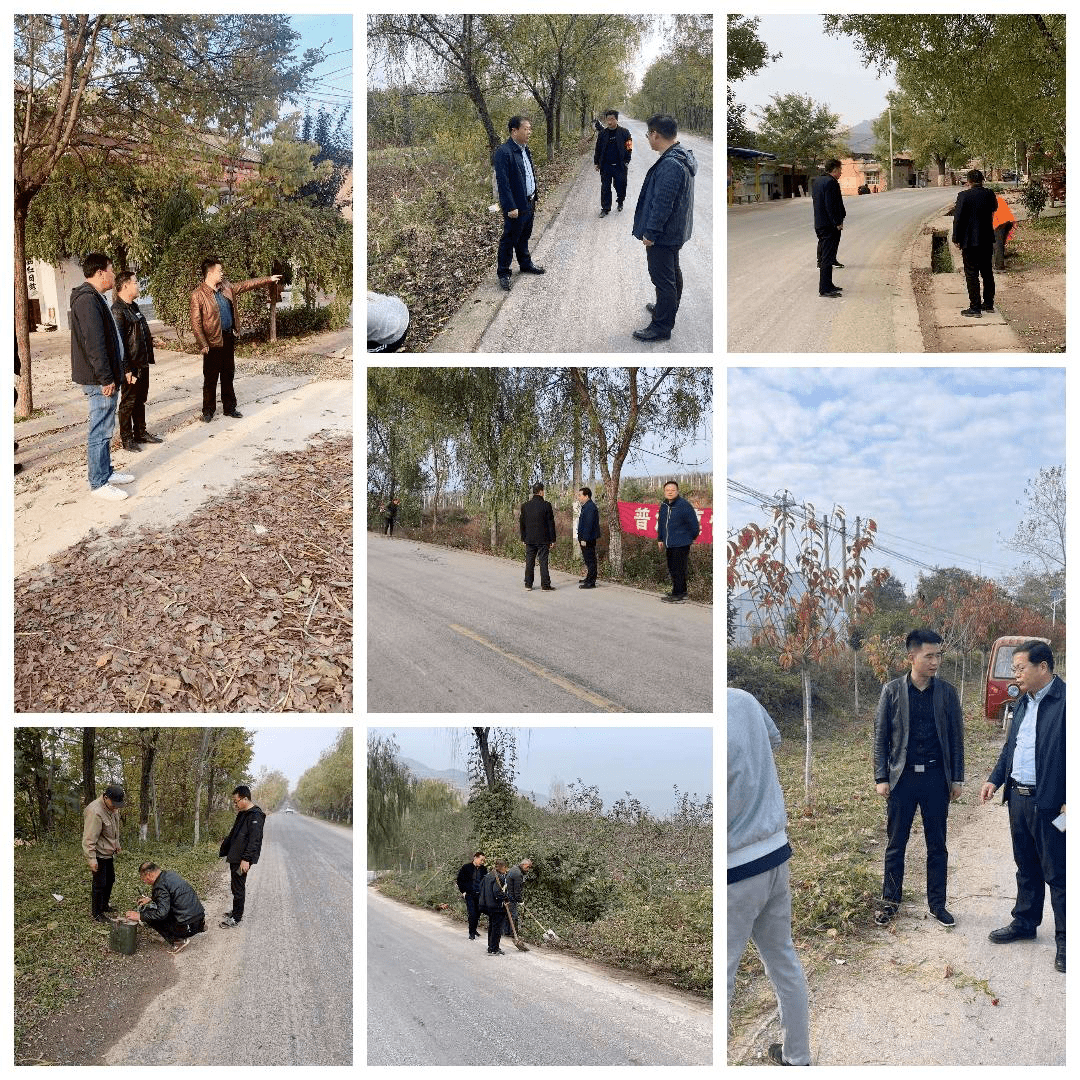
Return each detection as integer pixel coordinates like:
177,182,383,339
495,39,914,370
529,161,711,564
616,501,712,544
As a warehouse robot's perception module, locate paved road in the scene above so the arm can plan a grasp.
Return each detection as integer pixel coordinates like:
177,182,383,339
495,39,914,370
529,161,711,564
104,813,352,1066
728,187,954,352
477,117,712,353
367,888,712,1065
367,535,712,713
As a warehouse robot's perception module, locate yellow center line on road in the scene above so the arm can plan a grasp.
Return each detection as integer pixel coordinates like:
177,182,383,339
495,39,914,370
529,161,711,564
448,623,626,713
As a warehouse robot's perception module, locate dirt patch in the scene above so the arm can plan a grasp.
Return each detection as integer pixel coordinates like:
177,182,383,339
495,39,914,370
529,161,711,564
996,271,1065,352
910,266,941,351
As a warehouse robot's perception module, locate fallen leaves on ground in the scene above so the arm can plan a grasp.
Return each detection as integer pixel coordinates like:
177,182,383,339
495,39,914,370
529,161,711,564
15,433,352,713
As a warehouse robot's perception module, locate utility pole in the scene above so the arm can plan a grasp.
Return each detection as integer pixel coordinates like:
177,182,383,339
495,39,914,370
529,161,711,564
888,106,894,191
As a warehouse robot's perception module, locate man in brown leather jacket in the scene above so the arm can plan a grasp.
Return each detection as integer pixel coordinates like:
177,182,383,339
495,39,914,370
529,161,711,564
189,257,280,422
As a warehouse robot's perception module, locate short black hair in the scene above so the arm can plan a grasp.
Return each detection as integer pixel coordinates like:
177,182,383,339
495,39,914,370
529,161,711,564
473,850,485,858
580,486,592,498
81,253,112,278
200,256,222,280
508,115,530,133
604,109,619,119
115,270,137,290
494,858,509,870
966,169,984,184
646,114,678,140
663,480,680,490
905,628,943,652
532,482,545,494
824,159,842,174
138,861,159,874
232,784,251,799
1016,639,1054,670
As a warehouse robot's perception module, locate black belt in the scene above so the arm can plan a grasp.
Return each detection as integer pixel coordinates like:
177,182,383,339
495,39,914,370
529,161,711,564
1012,781,1037,796
911,760,939,773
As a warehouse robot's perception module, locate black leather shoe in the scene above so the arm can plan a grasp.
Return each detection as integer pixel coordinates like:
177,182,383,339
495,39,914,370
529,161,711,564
617,201,624,211
930,907,955,926
201,412,214,422
988,923,1036,944
498,276,512,291
768,1043,804,1065
633,327,671,342
135,432,163,444
541,584,555,591
578,582,596,589
224,409,243,418
982,304,995,312
599,209,610,217
960,307,982,317
1055,943,1065,972
121,437,142,452
832,261,844,268
524,584,532,591
646,303,656,314
519,264,546,274
819,289,842,298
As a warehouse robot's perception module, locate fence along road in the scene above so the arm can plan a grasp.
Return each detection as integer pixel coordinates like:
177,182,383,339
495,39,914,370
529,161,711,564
367,535,712,713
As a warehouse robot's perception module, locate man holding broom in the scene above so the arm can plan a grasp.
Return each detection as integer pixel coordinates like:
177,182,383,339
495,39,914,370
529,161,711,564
479,859,511,955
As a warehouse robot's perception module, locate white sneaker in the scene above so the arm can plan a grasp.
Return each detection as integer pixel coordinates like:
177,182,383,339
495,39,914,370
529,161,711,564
93,484,128,500
108,472,135,485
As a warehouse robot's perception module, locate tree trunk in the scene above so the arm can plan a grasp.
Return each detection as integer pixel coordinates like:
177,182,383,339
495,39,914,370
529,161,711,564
269,296,277,342
82,727,97,806
572,392,582,559
802,669,814,811
25,729,52,835
138,728,159,842
605,474,623,575
960,651,967,708
473,727,497,790
150,770,160,841
489,503,498,552
15,198,34,416
854,650,860,716
191,727,212,845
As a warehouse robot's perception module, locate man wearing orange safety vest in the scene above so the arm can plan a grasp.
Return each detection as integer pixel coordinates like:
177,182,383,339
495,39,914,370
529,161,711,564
993,196,1017,270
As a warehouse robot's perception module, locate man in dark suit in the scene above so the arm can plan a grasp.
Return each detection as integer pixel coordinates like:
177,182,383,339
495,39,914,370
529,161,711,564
576,487,600,589
873,628,965,926
951,168,998,317
811,159,846,298
594,109,632,216
981,640,1065,973
493,115,545,291
519,482,556,591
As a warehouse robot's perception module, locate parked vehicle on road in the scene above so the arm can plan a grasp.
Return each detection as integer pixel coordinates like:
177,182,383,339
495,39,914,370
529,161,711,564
984,635,1052,730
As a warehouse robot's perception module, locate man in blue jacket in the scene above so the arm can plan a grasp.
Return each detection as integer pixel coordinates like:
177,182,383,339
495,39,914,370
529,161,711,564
576,487,601,589
952,168,999,318
811,159,846,298
493,116,545,291
631,114,696,342
981,640,1066,973
656,480,700,602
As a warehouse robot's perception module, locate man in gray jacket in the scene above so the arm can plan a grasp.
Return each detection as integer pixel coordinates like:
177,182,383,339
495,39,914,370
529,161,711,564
126,861,207,953
727,687,810,1066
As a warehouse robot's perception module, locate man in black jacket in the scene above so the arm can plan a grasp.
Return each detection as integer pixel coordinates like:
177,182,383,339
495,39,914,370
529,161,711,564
594,110,632,216
111,271,161,452
218,785,265,928
70,252,135,500
873,628,965,926
952,168,999,317
493,115,545,291
126,861,206,954
519,482,557,591
981,640,1066,973
576,487,600,589
811,160,846,298
456,851,487,940
479,859,510,955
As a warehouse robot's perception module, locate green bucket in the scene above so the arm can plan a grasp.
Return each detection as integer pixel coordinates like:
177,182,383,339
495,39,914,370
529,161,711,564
109,918,139,955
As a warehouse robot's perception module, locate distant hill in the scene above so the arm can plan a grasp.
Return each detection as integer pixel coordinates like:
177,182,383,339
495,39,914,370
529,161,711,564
401,757,470,797
846,118,878,155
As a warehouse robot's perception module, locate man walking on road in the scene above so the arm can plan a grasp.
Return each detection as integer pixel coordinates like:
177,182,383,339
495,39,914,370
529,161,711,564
382,496,400,536
111,271,160,452
126,861,207,954
504,858,533,937
728,687,811,1067
631,114,696,342
493,116,545,291
520,482,556,591
83,784,125,922
456,851,487,940
952,169,998,317
190,257,280,422
594,109,632,217
576,487,600,589
70,253,136,501
479,858,511,955
980,640,1065,973
218,785,265,929
873,629,965,927
811,160,846,298
656,481,700,602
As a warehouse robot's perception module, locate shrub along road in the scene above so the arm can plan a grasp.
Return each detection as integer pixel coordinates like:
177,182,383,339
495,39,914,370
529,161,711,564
366,534,712,713
367,888,712,1066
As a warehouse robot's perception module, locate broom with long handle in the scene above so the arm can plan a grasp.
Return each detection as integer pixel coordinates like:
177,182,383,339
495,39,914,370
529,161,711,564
522,906,559,942
503,902,529,952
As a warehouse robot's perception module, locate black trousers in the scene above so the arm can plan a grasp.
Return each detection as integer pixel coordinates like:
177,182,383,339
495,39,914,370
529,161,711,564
665,544,691,596
816,226,841,292
91,857,115,916
993,222,1011,270
645,244,683,334
961,244,995,309
600,164,627,211
1007,784,1065,940
882,763,950,908
203,331,236,416
581,539,597,583
464,893,481,937
144,912,206,944
229,862,248,920
118,366,149,439
524,542,551,587
484,906,506,952
497,202,536,275
384,515,396,536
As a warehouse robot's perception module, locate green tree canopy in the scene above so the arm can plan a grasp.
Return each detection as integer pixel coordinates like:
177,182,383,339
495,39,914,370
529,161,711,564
727,15,780,146
755,92,848,186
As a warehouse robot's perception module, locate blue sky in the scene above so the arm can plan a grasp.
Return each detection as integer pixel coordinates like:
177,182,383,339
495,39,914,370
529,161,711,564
369,727,713,816
288,15,352,121
251,727,346,789
727,367,1066,592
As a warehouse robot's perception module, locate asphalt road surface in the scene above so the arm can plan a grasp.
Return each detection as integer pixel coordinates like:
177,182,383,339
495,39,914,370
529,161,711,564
478,116,713,353
728,187,954,352
104,813,352,1066
367,535,712,713
367,888,712,1065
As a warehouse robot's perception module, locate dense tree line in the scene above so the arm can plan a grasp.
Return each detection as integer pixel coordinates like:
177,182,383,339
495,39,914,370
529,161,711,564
629,15,713,134
252,769,289,812
292,729,352,824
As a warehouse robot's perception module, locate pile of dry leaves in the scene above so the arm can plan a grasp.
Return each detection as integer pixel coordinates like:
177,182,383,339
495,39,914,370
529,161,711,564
15,432,352,712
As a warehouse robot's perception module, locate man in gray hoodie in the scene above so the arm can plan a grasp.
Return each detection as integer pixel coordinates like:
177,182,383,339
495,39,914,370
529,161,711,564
728,687,810,1066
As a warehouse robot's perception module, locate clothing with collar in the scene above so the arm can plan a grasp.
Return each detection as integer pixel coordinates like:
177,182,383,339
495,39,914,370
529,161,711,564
657,494,700,548
493,136,539,216
70,282,124,386
111,296,156,374
577,498,600,542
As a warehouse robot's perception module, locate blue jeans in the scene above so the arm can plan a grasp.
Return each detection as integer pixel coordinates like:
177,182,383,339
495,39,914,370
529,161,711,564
81,385,117,489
